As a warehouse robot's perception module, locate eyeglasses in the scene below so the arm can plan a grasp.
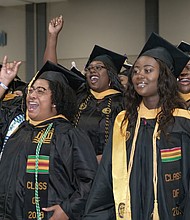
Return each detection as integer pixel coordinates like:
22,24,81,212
25,86,48,96
85,65,107,73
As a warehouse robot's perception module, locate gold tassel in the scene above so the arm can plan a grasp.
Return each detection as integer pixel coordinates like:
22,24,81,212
152,200,160,220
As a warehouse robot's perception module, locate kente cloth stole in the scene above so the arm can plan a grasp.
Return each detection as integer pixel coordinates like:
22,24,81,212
24,123,54,220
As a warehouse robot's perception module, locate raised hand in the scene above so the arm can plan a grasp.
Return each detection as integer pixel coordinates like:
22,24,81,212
0,55,21,87
49,15,64,36
44,16,64,64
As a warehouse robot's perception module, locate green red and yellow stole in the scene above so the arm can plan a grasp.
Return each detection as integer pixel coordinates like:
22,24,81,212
24,123,54,220
26,155,50,174
161,147,181,163
112,103,190,220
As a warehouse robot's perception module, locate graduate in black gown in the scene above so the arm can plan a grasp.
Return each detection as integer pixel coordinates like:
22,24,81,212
83,33,190,220
177,41,190,109
1,76,27,111
0,60,26,108
0,56,97,220
73,45,126,161
43,16,126,162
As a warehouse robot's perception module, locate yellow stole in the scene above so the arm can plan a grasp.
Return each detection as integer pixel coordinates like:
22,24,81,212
112,103,190,220
112,102,161,220
90,89,120,100
28,114,68,126
3,93,18,101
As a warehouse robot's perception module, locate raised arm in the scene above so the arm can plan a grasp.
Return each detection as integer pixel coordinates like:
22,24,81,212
0,56,21,99
43,15,64,64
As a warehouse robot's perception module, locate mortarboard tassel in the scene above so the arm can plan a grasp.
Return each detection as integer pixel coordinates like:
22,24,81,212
152,200,160,220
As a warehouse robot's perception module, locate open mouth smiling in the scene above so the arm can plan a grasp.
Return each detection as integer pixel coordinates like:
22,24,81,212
137,81,146,88
90,75,99,84
179,78,190,85
28,101,39,111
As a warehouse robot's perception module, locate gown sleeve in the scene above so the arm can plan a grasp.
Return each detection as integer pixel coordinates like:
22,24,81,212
158,114,190,219
0,97,23,149
180,126,190,219
83,133,116,220
57,127,98,219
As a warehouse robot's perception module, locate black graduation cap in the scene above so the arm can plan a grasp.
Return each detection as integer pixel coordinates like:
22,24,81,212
4,74,26,93
85,45,126,73
122,60,133,70
119,60,132,76
10,79,27,92
31,60,85,91
177,41,190,53
138,32,190,78
70,66,86,80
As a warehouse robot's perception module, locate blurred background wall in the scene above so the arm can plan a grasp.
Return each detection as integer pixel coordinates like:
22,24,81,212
0,0,189,82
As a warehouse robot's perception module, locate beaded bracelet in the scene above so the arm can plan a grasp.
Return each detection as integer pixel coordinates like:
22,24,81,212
0,82,8,90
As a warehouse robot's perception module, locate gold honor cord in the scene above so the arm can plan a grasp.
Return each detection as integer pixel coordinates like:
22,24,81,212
152,121,160,220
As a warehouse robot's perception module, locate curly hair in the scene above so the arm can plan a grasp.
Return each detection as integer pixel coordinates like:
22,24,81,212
48,80,77,121
122,58,187,133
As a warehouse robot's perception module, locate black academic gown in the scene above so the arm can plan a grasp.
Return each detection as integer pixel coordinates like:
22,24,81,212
2,94,23,109
75,86,124,155
0,96,24,150
83,110,190,220
0,110,98,220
